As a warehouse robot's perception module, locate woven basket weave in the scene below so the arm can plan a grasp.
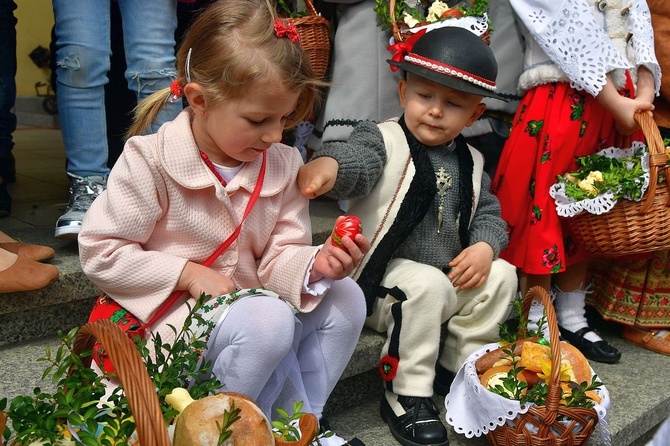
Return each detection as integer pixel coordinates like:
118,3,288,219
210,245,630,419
486,286,599,446
566,111,670,257
0,319,318,446
291,0,330,79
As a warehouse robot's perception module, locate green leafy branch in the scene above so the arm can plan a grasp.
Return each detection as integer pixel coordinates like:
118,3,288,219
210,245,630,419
216,400,242,445
558,147,647,202
2,293,221,445
488,345,528,401
271,400,306,442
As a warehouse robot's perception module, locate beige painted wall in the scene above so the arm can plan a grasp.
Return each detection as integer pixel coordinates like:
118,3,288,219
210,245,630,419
15,0,55,96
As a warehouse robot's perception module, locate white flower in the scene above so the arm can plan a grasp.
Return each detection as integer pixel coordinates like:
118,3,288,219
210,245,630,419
402,12,420,28
427,1,451,22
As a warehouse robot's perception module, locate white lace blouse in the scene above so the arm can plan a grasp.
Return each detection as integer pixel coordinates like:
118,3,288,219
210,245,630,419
510,0,660,97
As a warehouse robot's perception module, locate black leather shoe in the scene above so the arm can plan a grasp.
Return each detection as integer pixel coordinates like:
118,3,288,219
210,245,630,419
433,365,455,396
559,326,621,364
380,394,449,446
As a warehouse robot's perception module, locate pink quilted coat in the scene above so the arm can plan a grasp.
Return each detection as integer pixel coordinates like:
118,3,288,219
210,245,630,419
78,109,322,345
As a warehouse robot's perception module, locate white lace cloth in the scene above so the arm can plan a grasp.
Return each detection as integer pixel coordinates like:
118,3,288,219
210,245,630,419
389,13,489,44
445,342,612,446
549,142,650,217
509,0,660,97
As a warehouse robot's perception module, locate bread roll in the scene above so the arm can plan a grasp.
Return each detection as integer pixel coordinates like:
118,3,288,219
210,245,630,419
173,392,274,446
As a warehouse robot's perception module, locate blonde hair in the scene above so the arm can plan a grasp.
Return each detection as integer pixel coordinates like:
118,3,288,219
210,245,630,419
127,0,325,138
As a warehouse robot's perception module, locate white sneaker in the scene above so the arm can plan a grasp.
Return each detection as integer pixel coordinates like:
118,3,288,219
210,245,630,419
55,173,106,239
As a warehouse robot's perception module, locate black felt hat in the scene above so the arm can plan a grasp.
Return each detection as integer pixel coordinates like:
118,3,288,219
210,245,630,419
388,26,503,100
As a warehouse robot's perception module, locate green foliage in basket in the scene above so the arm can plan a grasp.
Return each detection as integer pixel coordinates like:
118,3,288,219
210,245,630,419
487,345,529,400
216,400,242,445
498,296,548,344
557,147,647,202
1,293,221,445
487,346,604,409
374,0,489,31
276,0,312,18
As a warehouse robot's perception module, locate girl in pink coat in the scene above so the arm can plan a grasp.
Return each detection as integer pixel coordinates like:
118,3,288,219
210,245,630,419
78,1,369,443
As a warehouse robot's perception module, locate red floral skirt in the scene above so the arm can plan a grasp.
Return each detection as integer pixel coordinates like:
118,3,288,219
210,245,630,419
492,82,628,275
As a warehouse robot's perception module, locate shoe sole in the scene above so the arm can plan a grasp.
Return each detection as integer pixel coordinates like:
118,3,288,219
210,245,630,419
54,226,81,240
380,398,450,446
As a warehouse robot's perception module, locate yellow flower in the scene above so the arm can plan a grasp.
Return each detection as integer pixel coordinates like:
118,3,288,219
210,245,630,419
577,170,604,194
537,358,574,383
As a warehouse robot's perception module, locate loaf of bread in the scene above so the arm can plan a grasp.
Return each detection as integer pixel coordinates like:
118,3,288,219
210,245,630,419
173,392,274,446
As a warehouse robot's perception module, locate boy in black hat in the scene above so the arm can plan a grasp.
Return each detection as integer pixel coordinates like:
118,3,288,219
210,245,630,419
298,26,516,446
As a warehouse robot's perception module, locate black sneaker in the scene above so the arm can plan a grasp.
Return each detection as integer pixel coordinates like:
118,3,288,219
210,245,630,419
380,393,449,446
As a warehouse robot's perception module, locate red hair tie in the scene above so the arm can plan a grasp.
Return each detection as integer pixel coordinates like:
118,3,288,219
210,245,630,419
387,29,427,72
274,18,300,44
169,80,183,103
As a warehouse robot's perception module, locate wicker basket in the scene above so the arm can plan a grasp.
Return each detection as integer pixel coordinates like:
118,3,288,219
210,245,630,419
486,286,599,446
566,111,670,257
388,0,490,44
0,319,317,446
291,0,330,79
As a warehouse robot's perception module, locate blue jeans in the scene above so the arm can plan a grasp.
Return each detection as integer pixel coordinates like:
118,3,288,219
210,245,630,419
0,0,17,159
52,0,180,177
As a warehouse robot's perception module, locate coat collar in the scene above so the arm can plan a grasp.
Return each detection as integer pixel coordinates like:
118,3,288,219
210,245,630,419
157,108,286,196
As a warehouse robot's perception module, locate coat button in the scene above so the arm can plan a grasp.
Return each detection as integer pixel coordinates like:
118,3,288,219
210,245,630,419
226,252,238,265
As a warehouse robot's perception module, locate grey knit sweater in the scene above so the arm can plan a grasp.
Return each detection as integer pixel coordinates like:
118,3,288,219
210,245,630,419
315,119,508,268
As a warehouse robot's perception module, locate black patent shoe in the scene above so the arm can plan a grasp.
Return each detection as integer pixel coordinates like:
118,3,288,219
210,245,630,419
559,326,621,364
380,393,449,446
433,365,455,396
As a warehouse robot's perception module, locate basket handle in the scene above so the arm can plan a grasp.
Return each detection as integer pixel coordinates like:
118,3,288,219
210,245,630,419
303,0,318,17
73,319,171,446
521,287,564,425
388,0,404,44
634,110,670,213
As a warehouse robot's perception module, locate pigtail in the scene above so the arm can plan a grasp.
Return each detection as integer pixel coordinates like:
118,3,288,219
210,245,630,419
126,87,175,139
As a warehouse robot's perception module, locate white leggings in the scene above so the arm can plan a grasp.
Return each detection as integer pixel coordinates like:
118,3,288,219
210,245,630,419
204,277,366,419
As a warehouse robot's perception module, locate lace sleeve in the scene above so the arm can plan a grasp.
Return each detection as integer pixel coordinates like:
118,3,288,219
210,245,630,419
510,0,632,97
629,0,661,93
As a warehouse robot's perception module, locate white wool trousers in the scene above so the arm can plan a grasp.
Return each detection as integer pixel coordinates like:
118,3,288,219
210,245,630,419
366,258,516,397
204,277,366,419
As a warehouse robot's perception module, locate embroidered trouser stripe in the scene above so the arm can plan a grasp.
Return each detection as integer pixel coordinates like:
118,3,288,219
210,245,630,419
385,300,404,392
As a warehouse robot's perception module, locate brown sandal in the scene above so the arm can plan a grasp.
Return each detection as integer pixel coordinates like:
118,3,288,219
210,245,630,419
0,256,59,293
623,326,670,356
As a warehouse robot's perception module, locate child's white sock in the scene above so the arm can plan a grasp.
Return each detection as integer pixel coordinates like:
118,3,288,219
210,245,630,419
527,299,550,339
553,287,602,343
